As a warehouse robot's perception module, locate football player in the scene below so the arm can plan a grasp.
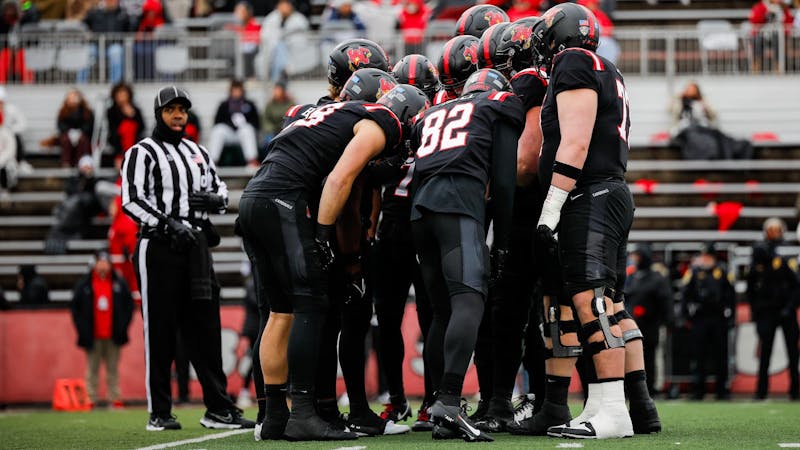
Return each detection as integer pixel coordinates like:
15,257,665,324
434,35,480,105
409,68,524,442
509,4,661,439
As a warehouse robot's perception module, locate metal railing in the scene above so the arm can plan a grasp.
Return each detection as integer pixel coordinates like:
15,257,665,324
1,24,798,85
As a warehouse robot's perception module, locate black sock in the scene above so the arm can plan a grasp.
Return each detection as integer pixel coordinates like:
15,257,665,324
439,372,465,398
625,370,650,403
545,375,571,406
390,394,407,408
256,398,267,422
316,398,339,421
438,393,460,407
290,390,316,418
264,383,288,421
339,298,372,416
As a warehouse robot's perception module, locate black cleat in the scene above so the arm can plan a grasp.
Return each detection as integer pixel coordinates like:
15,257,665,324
630,398,662,434
430,400,494,442
200,408,256,429
380,400,412,422
346,410,386,437
512,393,537,423
284,414,358,441
256,407,289,440
432,424,459,440
146,414,181,431
507,399,571,436
468,398,489,422
475,398,514,433
412,401,434,432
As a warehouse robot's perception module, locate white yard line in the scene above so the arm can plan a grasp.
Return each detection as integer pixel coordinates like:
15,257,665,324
135,429,250,450
778,444,800,448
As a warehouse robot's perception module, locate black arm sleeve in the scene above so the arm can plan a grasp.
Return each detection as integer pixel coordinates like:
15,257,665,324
489,121,520,250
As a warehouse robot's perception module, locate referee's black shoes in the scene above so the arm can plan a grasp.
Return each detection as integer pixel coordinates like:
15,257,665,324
146,413,182,431
200,408,257,429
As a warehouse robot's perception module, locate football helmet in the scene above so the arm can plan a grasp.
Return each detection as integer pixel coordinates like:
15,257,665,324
378,84,431,126
532,3,600,66
455,4,509,38
392,54,441,102
476,22,514,77
339,68,398,102
327,38,391,88
496,17,543,74
437,35,480,95
462,68,510,95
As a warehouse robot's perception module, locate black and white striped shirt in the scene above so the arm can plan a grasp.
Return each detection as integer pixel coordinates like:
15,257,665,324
121,137,228,228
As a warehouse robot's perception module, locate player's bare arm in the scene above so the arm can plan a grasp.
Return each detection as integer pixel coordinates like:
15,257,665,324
517,106,543,186
551,88,597,193
318,119,387,226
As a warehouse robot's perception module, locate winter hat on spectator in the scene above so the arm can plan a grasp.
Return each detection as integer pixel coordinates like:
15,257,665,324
78,155,95,170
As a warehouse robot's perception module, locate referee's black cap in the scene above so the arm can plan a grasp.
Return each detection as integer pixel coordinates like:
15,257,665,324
154,85,192,112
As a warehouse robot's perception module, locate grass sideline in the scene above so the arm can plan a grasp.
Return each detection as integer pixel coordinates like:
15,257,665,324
1,400,799,449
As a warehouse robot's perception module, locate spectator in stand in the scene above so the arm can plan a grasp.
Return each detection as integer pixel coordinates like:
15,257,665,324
506,0,540,21
30,0,63,19
229,1,262,78
0,120,17,197
578,0,618,63
208,79,260,167
680,243,735,400
17,264,50,305
0,86,32,173
747,217,800,400
57,89,95,168
106,82,146,168
0,1,39,83
396,0,430,55
163,0,191,19
749,0,795,72
108,179,140,302
261,78,293,147
133,0,167,80
624,244,674,396
670,81,752,160
185,110,201,143
258,0,310,81
323,0,366,32
82,0,132,84
70,251,134,408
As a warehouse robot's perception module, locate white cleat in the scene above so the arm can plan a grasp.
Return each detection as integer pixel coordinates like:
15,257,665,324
383,420,411,435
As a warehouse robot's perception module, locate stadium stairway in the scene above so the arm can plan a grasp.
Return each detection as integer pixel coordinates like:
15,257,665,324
2,142,799,304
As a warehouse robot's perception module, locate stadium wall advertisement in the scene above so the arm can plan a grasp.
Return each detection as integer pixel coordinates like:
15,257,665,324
0,304,797,404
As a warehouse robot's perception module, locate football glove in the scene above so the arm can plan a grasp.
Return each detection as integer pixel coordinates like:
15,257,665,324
188,191,227,212
315,223,336,272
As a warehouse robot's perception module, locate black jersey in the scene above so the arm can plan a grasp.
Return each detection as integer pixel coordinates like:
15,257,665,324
410,90,524,224
244,101,402,198
510,67,548,112
538,48,630,192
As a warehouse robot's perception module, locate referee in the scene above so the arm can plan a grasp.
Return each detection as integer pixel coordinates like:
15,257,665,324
122,86,255,431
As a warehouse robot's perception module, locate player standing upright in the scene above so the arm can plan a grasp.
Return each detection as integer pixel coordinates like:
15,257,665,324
510,3,660,439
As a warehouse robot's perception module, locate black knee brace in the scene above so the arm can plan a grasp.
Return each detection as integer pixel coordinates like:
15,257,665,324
577,287,625,357
613,309,644,343
543,296,583,358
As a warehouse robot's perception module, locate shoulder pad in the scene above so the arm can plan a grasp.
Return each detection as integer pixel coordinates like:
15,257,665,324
552,48,605,72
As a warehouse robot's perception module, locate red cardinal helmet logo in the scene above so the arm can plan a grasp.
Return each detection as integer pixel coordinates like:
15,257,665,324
484,10,505,26
510,24,533,49
377,78,396,99
346,47,372,71
463,43,478,64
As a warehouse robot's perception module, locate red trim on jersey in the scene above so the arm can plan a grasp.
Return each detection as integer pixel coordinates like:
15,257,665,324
554,47,605,71
408,54,417,86
363,103,403,144
490,91,511,102
511,68,548,86
286,104,302,117
482,27,494,67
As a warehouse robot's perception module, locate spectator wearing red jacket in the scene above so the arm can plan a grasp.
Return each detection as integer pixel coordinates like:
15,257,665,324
230,1,262,78
397,0,430,54
749,0,795,72
108,178,140,302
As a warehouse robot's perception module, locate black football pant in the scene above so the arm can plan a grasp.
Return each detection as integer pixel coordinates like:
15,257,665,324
135,237,232,416
373,230,434,404
756,311,800,398
413,212,488,398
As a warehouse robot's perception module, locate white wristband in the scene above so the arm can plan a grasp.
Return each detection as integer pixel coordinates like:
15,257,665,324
537,185,569,230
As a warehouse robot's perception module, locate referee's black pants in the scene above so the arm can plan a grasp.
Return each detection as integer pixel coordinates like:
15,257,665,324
135,237,232,416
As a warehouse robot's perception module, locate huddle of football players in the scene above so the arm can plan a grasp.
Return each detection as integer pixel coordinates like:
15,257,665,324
238,1,662,443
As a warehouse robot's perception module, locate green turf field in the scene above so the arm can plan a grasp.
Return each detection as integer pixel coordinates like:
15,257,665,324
1,400,799,449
